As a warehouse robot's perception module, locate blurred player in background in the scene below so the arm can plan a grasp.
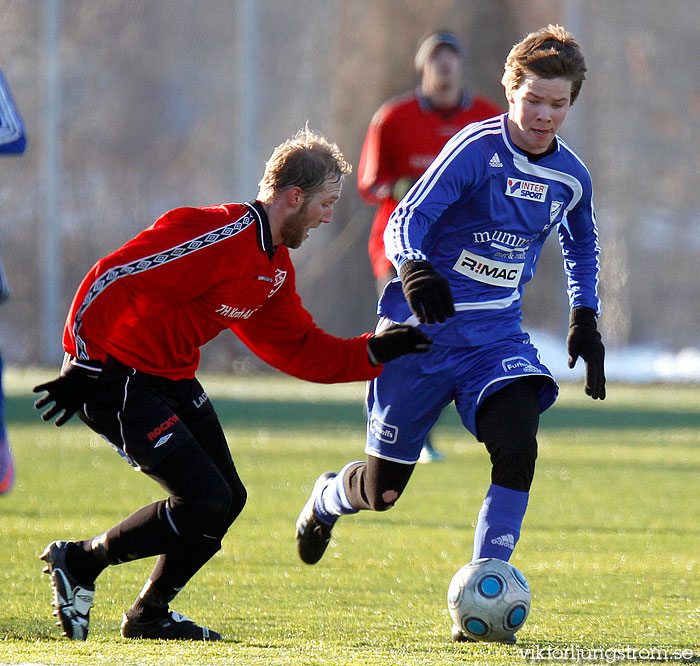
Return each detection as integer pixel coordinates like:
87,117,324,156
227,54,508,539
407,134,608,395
33,127,431,642
0,68,27,495
297,26,606,643
358,31,501,462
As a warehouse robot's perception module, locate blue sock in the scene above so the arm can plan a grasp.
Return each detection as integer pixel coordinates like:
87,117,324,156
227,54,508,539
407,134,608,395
472,484,529,561
314,461,362,525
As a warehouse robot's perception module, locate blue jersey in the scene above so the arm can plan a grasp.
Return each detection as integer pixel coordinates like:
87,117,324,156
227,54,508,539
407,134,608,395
0,68,26,154
381,113,600,346
0,68,26,303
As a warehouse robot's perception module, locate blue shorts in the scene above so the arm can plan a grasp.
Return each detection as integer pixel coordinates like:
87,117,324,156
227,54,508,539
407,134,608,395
365,332,558,464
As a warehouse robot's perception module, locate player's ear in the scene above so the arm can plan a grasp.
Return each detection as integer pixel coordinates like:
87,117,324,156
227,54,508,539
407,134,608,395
504,83,516,107
286,186,304,210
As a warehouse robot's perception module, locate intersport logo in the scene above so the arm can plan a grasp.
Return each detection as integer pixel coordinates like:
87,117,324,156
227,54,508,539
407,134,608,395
506,178,548,202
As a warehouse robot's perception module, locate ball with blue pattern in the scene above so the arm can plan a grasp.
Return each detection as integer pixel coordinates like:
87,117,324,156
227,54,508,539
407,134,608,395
447,557,531,642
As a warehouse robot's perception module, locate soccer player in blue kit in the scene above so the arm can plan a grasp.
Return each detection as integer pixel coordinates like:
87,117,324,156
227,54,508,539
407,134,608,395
0,68,27,495
296,25,606,642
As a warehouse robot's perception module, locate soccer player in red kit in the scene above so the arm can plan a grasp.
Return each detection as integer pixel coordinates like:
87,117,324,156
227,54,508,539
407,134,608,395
358,31,501,462
33,128,431,641
359,31,502,291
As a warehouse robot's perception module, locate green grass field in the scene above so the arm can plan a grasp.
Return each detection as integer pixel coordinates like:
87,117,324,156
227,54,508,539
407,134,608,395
1,368,698,665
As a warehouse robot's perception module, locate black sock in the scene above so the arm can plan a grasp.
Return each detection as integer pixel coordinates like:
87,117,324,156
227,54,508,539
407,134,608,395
65,541,107,587
126,578,174,623
126,596,169,624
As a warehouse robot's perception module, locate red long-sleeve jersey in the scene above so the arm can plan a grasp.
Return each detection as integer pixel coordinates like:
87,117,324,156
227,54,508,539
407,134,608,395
358,91,501,278
63,201,382,383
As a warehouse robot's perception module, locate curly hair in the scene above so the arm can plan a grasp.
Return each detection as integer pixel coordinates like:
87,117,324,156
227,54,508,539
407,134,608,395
257,125,352,202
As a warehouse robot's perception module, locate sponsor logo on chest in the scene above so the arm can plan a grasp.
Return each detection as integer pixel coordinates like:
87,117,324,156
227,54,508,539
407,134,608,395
473,230,531,252
215,269,288,321
216,304,259,319
506,178,548,202
453,248,523,287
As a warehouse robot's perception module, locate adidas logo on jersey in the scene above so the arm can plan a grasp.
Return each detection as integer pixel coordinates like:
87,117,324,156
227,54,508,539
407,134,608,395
490,533,515,549
489,152,503,168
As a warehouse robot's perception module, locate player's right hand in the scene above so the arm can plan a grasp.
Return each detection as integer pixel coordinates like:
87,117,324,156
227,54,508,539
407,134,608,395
33,357,105,426
399,260,455,325
367,324,433,365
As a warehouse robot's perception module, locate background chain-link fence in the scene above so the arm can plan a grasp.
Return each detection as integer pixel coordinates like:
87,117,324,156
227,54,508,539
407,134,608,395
1,0,698,372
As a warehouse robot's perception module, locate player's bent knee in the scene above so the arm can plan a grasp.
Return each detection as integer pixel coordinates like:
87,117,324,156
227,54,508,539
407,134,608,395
223,482,248,528
170,481,236,540
344,458,413,512
204,477,248,536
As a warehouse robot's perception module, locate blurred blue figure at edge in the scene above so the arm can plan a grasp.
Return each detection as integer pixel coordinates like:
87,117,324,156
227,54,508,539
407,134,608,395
0,67,27,494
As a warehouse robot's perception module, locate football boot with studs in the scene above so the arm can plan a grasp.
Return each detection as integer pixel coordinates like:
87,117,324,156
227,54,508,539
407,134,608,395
40,540,95,640
120,610,222,641
295,471,337,565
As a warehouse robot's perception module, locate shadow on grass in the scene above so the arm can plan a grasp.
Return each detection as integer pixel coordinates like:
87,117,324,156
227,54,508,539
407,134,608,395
8,394,700,431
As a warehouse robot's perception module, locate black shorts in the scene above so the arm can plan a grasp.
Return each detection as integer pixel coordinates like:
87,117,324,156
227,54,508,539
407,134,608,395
79,361,219,472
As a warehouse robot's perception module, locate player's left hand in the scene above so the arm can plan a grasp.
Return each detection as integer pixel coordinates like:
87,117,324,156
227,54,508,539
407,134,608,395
399,260,455,325
566,307,606,400
367,324,433,365
33,357,105,426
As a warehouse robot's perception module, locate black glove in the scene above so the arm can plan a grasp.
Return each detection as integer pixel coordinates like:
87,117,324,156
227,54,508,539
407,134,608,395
399,260,455,325
566,307,606,400
367,324,433,365
33,357,105,426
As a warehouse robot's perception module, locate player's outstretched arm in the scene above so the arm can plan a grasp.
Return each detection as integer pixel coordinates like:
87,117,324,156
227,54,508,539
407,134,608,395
566,307,606,400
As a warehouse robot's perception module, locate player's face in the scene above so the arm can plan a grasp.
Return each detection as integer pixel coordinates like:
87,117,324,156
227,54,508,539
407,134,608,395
280,178,343,249
423,45,463,93
507,76,572,154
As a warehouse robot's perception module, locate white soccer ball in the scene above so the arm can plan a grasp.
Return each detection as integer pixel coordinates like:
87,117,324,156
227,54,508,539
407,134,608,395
447,558,531,642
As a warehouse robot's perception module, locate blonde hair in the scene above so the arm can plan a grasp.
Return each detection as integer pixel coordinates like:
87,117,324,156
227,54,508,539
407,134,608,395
258,126,352,203
502,24,587,104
